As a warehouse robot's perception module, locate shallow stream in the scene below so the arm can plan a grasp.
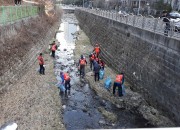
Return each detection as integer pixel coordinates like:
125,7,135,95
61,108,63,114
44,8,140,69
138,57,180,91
54,13,150,130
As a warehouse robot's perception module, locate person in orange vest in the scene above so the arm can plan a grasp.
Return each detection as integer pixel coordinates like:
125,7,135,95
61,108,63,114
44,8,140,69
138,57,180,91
60,72,71,92
94,44,101,57
89,52,96,70
51,41,57,58
37,53,45,75
113,73,124,97
78,55,87,78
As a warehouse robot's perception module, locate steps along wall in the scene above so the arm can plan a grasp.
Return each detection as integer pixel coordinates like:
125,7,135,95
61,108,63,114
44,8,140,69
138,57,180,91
75,9,180,125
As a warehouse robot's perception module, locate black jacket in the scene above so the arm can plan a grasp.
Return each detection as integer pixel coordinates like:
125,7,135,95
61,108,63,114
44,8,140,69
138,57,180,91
93,62,101,73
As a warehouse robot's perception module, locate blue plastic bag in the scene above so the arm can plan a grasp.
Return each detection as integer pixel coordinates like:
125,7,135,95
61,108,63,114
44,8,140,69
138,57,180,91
59,84,65,92
99,69,104,79
36,68,40,73
122,84,125,95
104,77,112,90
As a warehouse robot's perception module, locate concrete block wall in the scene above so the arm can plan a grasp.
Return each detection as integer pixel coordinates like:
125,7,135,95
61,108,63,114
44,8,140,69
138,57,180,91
75,9,180,124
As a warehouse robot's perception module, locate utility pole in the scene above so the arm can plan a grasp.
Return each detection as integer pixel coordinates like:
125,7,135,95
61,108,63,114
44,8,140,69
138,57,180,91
138,0,141,15
83,0,84,7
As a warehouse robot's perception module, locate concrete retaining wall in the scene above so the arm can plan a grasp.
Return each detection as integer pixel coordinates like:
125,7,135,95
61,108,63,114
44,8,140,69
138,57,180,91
75,9,180,125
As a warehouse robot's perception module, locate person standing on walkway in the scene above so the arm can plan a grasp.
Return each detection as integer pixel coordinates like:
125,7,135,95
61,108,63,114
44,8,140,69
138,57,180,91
78,55,87,78
37,53,45,75
14,0,18,5
17,0,22,5
113,73,124,97
60,72,71,93
94,44,100,57
51,41,57,58
93,61,101,82
161,10,170,36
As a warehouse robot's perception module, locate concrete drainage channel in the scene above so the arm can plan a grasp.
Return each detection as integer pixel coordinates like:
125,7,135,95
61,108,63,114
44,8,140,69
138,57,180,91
54,13,152,129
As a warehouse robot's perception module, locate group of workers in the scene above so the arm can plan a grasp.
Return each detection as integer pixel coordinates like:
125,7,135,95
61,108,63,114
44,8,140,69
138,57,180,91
81,43,125,97
89,44,105,81
37,41,125,97
37,41,57,75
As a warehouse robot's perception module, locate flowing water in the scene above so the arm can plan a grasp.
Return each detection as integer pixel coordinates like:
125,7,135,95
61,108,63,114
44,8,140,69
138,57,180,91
54,13,151,130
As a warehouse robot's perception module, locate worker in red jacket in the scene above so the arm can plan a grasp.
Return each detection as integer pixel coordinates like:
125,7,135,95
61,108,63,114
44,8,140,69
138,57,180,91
37,53,45,75
89,52,96,70
94,44,101,57
113,73,124,97
78,55,87,78
51,41,57,58
60,72,71,92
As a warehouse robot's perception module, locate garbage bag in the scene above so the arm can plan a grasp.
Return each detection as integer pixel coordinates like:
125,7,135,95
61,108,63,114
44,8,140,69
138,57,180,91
99,69,104,80
122,84,125,95
59,84,65,92
104,77,112,89
56,76,62,82
36,68,40,73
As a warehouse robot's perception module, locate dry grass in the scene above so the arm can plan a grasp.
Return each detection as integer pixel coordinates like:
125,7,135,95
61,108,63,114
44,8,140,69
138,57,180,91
0,8,62,77
0,7,64,130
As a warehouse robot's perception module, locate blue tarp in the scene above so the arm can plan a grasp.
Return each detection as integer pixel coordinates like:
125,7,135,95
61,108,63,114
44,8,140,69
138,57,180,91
122,84,126,95
104,77,112,89
99,69,104,80
59,84,65,92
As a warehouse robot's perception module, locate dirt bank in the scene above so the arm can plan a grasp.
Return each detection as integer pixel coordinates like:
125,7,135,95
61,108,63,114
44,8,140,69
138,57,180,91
0,8,65,130
73,30,174,127
0,8,62,90
0,49,65,129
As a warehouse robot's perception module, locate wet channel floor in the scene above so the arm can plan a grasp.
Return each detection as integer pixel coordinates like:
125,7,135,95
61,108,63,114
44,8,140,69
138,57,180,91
54,13,150,130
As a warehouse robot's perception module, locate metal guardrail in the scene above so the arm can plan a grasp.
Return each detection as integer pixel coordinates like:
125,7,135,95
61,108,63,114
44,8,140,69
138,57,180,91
0,5,40,25
79,8,180,39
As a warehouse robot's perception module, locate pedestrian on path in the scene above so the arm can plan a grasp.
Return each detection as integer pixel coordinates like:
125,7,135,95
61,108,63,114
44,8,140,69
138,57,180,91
160,10,170,36
113,73,124,97
93,61,101,82
17,0,22,5
60,72,71,93
51,41,57,58
37,53,45,75
94,44,101,58
78,55,87,78
14,0,18,5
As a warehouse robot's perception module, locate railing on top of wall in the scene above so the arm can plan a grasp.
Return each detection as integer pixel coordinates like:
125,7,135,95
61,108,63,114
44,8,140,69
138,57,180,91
78,8,180,39
0,5,42,25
